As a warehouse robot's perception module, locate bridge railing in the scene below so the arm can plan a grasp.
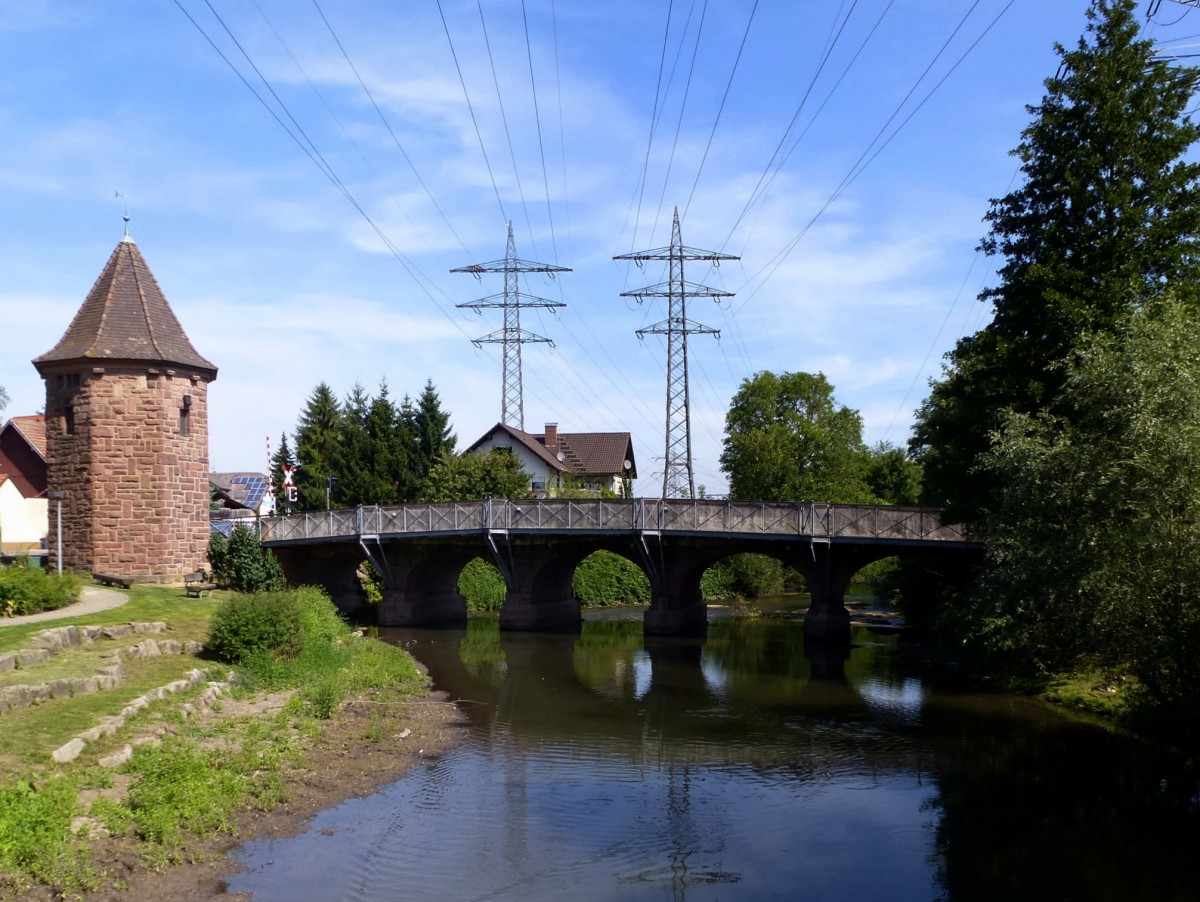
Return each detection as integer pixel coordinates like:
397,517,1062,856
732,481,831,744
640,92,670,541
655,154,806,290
260,499,972,545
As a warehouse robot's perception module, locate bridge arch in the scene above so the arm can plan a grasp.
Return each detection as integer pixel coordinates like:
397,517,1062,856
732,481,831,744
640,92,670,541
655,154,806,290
262,499,981,640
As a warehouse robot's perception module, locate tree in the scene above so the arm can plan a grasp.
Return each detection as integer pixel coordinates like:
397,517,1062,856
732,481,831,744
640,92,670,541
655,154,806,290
863,441,922,506
207,523,286,593
967,296,1200,726
911,0,1200,521
720,371,870,503
0,384,8,414
412,379,456,485
269,433,295,512
293,383,341,512
420,449,532,502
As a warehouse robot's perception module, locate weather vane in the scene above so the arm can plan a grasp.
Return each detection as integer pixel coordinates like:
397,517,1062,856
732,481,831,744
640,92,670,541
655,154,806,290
115,191,131,240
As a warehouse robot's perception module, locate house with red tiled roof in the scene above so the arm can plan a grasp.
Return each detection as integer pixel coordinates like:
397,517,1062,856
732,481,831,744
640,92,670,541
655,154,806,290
0,415,49,559
465,422,637,497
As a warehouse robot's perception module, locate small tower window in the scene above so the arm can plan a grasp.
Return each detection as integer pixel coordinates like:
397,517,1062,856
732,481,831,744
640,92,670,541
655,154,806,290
63,405,75,436
179,407,190,436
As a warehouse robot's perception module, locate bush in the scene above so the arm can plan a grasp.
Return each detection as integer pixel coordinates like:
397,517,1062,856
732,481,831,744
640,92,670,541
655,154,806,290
206,592,302,665
458,558,507,612
572,551,650,606
0,562,81,617
208,524,285,593
700,554,784,600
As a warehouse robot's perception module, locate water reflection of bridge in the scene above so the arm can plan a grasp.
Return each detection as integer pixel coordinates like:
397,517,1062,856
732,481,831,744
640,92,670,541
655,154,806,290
263,499,981,639
387,620,936,771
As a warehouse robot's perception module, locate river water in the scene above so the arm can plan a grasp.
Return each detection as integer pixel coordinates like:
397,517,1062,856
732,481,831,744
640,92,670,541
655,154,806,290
229,603,1200,901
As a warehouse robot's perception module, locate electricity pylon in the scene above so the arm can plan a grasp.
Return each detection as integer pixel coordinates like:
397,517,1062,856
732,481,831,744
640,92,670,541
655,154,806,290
615,207,738,499
452,222,568,431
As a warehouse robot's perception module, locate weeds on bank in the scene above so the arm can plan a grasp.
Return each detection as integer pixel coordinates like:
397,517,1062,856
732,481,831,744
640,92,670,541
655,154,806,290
0,585,427,897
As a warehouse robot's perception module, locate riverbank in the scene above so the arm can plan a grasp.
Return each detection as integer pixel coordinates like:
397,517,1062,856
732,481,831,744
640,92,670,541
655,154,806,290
67,688,466,902
0,583,469,900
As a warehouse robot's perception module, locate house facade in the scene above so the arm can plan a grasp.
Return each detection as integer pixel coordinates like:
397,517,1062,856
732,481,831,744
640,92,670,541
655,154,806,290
466,422,637,497
0,416,48,558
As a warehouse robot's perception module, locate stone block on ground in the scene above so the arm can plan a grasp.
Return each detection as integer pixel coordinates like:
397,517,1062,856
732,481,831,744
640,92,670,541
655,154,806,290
98,745,133,768
16,648,50,669
52,738,85,763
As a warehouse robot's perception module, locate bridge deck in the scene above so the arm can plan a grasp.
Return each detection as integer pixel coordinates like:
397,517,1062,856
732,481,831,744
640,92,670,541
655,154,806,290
260,499,976,548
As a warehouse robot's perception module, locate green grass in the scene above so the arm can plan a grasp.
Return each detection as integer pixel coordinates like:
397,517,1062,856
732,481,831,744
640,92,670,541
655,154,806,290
0,584,430,896
0,583,229,653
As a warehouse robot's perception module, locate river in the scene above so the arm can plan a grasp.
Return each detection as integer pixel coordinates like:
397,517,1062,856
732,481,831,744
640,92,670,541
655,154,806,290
228,602,1200,901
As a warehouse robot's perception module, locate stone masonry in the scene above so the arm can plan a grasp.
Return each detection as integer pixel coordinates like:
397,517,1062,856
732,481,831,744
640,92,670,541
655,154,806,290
33,236,218,581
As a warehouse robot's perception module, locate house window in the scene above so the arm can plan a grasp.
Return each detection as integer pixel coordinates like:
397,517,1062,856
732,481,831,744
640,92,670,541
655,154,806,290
531,480,546,490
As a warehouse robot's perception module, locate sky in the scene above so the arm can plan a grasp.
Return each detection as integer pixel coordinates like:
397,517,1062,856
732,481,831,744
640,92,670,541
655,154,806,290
1,0,1197,496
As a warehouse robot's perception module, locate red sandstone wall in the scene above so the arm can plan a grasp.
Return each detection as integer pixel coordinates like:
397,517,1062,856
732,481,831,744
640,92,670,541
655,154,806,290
43,364,211,581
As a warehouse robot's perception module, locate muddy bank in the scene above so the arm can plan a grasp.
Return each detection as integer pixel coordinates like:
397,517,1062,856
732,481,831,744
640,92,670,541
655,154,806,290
63,690,467,901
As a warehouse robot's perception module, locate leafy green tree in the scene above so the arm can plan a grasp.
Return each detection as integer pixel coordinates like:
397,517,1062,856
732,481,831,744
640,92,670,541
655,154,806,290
720,371,869,503
208,524,286,593
412,379,456,485
420,449,532,502
863,441,922,505
911,0,1200,521
293,383,341,512
967,296,1200,727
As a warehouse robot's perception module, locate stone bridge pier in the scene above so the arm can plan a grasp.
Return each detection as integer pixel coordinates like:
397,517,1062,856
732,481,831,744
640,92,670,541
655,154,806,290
261,499,983,642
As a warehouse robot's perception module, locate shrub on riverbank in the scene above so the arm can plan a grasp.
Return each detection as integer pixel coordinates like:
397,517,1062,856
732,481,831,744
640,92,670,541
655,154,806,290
207,524,286,594
0,560,81,617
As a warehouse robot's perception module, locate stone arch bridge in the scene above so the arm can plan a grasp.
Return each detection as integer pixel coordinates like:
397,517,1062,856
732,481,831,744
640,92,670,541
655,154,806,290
261,499,981,640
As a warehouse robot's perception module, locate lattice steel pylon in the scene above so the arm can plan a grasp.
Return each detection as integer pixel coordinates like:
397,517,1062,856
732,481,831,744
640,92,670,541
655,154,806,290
615,207,738,499
452,222,569,431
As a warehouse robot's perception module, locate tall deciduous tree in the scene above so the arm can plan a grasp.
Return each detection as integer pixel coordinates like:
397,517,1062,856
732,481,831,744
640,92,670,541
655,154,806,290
420,449,531,502
720,371,869,503
970,296,1200,726
293,382,341,511
911,0,1200,521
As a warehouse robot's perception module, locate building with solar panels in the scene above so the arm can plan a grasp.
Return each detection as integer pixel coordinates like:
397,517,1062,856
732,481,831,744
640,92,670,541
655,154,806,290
210,472,274,535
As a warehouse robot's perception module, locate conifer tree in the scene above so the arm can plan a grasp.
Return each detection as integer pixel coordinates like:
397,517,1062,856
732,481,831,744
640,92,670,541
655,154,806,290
293,382,341,511
911,0,1200,522
269,432,294,512
413,379,456,483
332,383,372,506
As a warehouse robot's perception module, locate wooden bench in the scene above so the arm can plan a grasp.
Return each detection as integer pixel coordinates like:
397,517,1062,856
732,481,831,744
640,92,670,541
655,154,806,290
92,573,133,589
184,571,217,598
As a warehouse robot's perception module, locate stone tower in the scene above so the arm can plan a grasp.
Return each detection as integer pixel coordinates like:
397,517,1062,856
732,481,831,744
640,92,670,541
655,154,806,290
33,234,218,581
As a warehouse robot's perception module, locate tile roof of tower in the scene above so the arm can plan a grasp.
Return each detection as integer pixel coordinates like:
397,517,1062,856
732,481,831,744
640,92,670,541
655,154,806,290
33,239,217,377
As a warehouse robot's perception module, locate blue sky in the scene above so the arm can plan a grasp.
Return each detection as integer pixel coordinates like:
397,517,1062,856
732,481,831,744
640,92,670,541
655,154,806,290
1,1,1195,494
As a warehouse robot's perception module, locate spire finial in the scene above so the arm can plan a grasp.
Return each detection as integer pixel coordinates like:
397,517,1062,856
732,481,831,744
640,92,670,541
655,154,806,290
115,191,132,242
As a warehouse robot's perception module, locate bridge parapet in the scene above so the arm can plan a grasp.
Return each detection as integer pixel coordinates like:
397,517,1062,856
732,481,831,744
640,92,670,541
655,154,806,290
259,499,973,546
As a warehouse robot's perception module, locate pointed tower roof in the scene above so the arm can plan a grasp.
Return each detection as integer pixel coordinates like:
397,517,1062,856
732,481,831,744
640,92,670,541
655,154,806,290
34,238,217,377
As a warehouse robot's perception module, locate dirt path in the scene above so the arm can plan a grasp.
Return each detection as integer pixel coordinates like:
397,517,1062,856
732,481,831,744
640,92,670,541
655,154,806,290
2,585,129,626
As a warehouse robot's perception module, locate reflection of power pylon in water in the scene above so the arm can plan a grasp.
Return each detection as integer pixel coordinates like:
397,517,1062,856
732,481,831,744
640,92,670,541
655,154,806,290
616,208,738,499
452,222,568,431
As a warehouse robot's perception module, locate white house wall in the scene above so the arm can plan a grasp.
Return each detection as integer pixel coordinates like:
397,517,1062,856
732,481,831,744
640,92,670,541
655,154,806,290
0,482,48,553
472,431,559,494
